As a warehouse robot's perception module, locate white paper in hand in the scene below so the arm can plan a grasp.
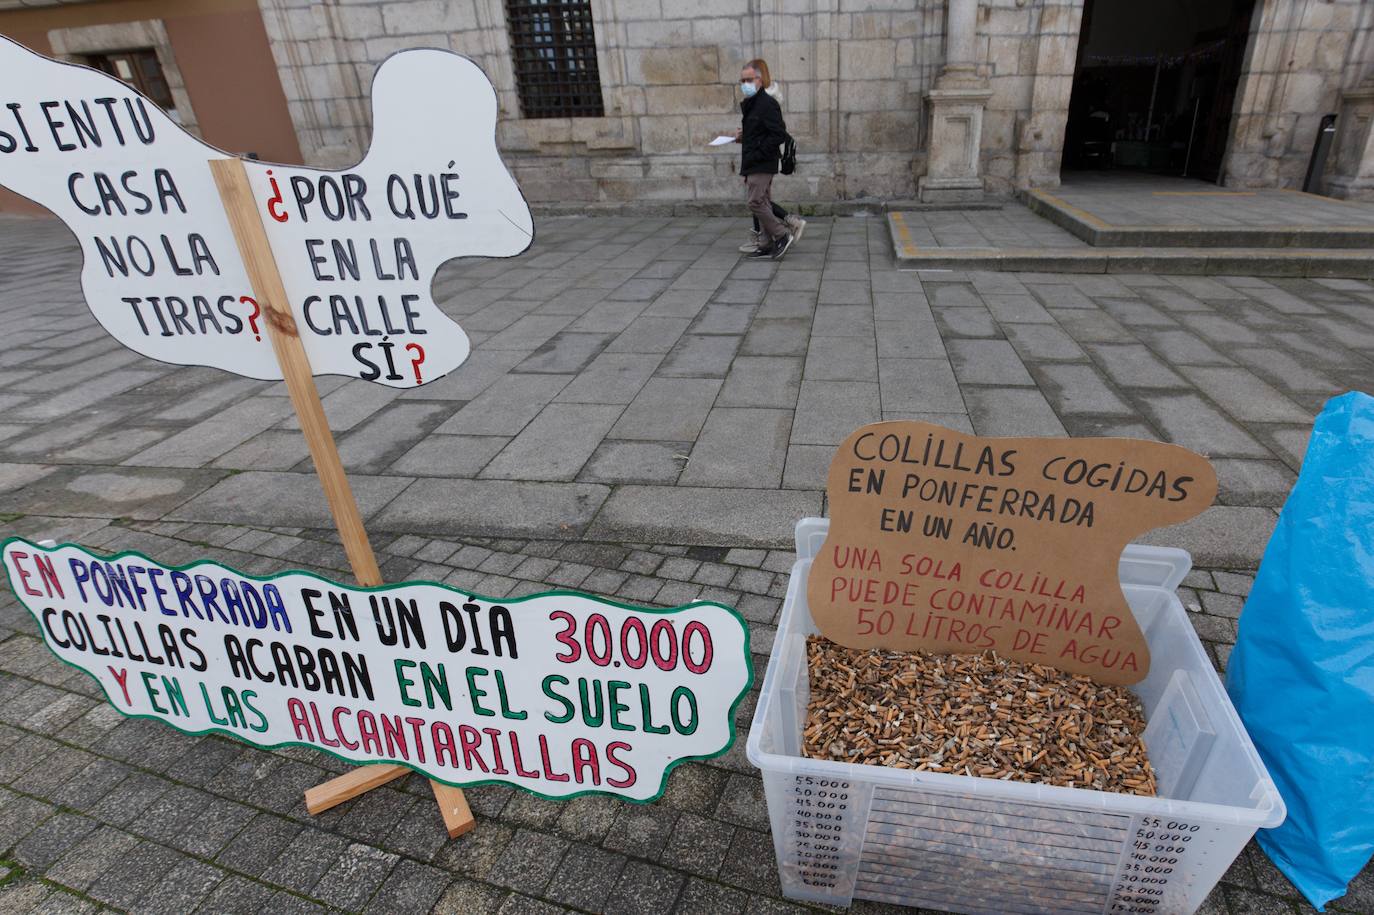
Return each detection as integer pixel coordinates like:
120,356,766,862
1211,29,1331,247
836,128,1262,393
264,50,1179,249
709,136,736,147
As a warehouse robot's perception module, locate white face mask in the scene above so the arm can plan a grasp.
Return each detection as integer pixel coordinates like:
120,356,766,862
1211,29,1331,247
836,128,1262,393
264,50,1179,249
741,81,758,98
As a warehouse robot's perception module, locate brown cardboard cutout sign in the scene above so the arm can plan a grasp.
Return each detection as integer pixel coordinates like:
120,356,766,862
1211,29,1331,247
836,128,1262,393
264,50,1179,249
807,422,1217,685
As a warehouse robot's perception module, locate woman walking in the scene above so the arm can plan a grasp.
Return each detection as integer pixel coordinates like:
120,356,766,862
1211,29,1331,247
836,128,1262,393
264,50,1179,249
735,58,799,260
739,63,806,252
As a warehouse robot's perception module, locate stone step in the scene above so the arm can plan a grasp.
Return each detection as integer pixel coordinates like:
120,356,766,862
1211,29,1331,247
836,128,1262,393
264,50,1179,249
894,244,1374,277
1021,188,1374,249
889,215,1374,277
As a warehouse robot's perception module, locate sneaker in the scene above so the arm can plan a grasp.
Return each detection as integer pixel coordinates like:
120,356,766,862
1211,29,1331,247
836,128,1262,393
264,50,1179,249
745,240,775,259
770,232,795,260
784,215,807,242
738,230,762,253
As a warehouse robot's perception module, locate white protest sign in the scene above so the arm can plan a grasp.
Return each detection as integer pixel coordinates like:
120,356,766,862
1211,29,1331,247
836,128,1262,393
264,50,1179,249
0,39,532,386
3,538,751,801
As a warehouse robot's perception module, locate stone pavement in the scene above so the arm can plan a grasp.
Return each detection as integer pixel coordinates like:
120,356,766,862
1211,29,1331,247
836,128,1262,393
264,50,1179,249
1,211,1373,913
892,175,1374,275
1027,174,1374,242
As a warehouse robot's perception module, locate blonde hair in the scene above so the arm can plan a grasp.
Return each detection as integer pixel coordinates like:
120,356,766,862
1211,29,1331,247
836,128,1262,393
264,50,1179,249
746,58,772,89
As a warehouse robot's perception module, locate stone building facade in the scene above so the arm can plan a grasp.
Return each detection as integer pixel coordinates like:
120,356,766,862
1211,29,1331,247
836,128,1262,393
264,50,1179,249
3,0,1374,208
251,0,1374,202
0,0,301,215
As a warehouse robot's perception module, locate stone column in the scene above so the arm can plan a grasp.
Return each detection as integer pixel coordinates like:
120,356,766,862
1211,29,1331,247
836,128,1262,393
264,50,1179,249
943,0,979,84
1014,0,1086,190
1324,84,1374,200
919,0,994,203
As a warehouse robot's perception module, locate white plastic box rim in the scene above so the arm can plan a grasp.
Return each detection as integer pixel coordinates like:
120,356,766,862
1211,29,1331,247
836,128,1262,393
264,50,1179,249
746,517,1285,829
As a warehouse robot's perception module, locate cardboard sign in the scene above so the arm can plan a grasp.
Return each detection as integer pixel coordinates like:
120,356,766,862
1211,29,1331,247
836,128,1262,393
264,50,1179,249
0,39,532,386
2,539,751,801
808,422,1217,685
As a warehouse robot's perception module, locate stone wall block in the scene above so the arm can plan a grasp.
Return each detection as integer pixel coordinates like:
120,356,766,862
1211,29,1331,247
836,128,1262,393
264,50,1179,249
838,39,896,80
626,19,694,47
841,79,908,113
629,46,720,85
693,18,743,46
1285,72,1332,116
284,7,330,40
850,12,893,39
644,84,735,113
1035,2,1078,36
784,80,816,114
639,116,692,154
364,34,451,60
1314,30,1351,74
615,0,664,20
334,6,384,36
646,157,718,178
896,36,916,67
687,0,752,16
981,108,1016,151
838,0,899,13
588,160,650,179
514,176,600,201
985,6,1030,35
301,62,359,100
598,177,693,201
988,75,1034,112
843,109,918,151
382,1,479,35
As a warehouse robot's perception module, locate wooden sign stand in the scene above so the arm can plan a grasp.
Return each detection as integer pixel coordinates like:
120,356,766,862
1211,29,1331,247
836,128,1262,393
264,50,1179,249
209,158,475,839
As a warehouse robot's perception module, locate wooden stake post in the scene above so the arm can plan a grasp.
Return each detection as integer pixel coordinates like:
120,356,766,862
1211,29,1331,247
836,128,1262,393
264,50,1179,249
209,158,475,839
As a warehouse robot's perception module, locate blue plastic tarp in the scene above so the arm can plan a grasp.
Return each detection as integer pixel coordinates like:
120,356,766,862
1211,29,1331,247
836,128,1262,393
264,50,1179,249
1227,391,1374,910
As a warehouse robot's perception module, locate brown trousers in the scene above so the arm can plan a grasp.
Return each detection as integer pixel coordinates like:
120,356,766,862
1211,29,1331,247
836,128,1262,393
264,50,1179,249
745,173,786,245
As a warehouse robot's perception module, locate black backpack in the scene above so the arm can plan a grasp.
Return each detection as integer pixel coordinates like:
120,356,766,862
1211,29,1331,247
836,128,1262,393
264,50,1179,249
780,134,797,175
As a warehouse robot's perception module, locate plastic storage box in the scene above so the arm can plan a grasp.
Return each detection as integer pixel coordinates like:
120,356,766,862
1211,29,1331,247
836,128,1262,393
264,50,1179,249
747,518,1284,915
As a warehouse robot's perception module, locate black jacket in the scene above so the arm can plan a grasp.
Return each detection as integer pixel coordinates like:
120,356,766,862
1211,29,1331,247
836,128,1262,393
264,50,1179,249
739,91,788,176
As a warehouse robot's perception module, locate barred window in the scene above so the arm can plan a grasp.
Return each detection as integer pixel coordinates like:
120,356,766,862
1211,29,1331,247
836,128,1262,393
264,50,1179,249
504,0,605,118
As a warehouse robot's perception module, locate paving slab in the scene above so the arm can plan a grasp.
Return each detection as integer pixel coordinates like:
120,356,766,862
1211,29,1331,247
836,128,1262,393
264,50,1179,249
790,380,882,445
1032,363,1135,416
482,404,624,481
5,466,226,522
587,486,821,547
963,387,1067,436
436,374,572,436
946,339,1035,386
166,471,410,528
877,358,965,413
1137,506,1279,569
0,462,57,495
514,332,617,374
716,356,803,408
679,408,792,488
373,478,609,539
553,352,663,405
609,378,721,442
579,441,687,484
803,335,878,381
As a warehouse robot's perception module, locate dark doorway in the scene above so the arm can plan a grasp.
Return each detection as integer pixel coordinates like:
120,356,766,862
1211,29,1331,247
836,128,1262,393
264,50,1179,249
1063,0,1257,182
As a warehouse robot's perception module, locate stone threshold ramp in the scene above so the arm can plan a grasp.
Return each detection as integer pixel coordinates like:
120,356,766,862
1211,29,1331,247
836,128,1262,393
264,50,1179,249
888,213,1374,278
1021,185,1374,249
